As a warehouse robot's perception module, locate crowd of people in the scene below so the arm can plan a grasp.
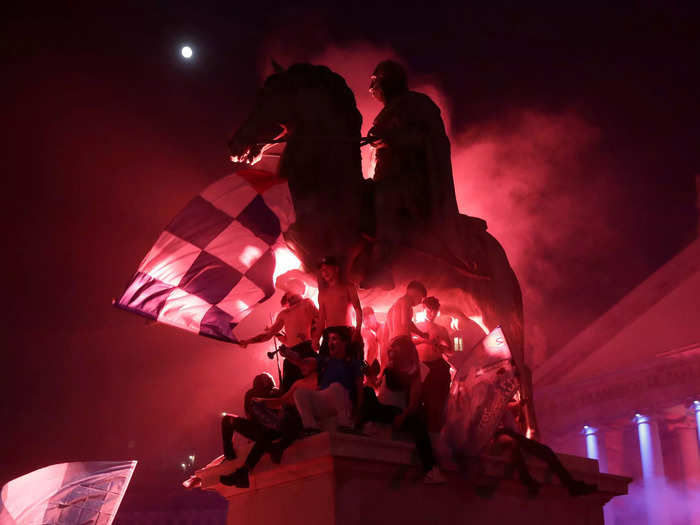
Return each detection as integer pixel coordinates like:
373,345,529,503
217,256,597,496
221,257,451,487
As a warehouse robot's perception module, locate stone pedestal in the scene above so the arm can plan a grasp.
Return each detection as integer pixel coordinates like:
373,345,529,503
193,432,631,525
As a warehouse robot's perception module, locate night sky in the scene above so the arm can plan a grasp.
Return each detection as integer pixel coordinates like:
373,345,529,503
2,2,698,511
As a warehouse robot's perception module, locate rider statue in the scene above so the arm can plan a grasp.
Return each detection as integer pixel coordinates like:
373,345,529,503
366,60,460,277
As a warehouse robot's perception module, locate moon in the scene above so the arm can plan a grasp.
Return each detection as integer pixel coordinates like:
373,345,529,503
181,46,193,59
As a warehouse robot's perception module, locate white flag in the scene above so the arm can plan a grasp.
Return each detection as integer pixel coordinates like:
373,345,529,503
0,461,137,525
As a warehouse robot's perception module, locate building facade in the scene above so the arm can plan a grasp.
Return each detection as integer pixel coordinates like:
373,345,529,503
534,238,700,525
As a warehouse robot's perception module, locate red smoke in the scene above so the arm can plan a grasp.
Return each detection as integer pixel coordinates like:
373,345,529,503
261,42,625,366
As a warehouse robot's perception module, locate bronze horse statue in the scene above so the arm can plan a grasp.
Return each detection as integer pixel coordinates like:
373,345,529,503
228,63,537,437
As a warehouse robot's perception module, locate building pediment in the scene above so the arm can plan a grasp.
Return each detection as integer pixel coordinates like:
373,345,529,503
535,238,700,386
535,345,700,434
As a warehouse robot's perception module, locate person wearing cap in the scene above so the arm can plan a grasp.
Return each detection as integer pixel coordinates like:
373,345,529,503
415,296,453,433
315,256,363,360
234,283,318,393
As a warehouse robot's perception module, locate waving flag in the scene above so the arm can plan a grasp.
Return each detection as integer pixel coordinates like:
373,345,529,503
115,147,297,343
443,326,519,458
0,461,136,525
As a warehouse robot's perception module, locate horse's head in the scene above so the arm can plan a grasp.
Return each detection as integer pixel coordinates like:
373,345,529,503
228,62,362,165
228,62,294,164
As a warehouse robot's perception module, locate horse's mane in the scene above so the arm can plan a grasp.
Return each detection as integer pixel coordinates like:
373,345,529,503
263,63,362,136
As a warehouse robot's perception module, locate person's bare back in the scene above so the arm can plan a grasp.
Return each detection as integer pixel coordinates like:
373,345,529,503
385,295,414,341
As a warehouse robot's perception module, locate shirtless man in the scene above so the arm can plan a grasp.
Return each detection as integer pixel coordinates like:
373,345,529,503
315,256,363,360
235,288,319,393
415,296,453,432
382,281,429,366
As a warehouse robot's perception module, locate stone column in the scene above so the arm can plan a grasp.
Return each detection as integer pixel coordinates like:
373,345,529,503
634,413,669,525
583,426,605,467
583,425,615,525
667,408,700,525
599,425,626,525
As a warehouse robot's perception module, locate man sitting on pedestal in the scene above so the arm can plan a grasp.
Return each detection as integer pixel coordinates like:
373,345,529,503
290,327,364,434
219,364,316,489
488,401,597,497
220,373,284,487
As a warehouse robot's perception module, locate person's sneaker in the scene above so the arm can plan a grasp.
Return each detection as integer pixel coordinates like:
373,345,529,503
220,467,250,488
568,480,597,496
423,466,447,485
268,442,284,464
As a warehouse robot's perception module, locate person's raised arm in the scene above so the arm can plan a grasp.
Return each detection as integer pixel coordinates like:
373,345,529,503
309,301,320,341
313,294,326,350
349,285,363,341
235,316,284,348
365,331,378,366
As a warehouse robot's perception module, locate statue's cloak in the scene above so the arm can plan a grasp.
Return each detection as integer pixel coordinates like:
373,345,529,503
371,90,460,232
